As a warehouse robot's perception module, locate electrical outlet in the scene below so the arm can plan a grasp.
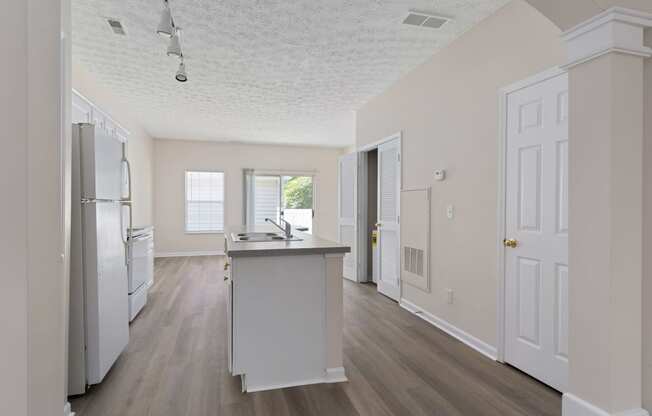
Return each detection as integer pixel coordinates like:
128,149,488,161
446,289,454,304
446,204,454,220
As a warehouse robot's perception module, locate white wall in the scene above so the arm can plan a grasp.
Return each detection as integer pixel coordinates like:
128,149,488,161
72,63,155,226
356,0,565,347
0,0,70,415
154,139,343,255
643,27,652,414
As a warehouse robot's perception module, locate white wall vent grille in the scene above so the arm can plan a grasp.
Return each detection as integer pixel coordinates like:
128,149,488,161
404,247,425,277
401,188,431,292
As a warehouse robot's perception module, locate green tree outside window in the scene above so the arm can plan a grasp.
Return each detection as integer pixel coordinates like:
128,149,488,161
283,176,313,209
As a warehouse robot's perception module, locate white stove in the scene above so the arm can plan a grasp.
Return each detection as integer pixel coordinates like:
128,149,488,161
127,225,154,321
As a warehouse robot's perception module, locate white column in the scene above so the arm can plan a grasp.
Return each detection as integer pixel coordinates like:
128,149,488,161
561,7,652,416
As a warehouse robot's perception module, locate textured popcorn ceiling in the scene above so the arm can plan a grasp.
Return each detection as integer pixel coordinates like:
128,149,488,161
72,0,509,147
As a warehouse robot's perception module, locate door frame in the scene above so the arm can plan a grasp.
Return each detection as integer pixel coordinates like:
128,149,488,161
357,132,402,294
338,152,360,281
496,67,566,363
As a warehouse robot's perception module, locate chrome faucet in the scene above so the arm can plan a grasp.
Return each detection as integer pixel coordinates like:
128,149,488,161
265,217,292,239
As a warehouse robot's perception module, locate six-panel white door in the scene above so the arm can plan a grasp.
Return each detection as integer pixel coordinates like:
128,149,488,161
338,153,358,281
377,138,401,301
504,72,569,392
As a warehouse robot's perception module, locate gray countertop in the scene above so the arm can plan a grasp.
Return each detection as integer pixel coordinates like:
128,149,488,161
225,225,351,258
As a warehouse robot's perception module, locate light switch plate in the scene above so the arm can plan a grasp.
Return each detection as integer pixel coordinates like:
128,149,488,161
446,205,454,220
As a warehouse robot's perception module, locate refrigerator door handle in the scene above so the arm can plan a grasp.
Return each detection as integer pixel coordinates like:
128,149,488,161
121,201,133,266
122,157,132,202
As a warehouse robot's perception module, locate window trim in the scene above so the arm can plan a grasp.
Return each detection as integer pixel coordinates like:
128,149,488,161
184,169,226,234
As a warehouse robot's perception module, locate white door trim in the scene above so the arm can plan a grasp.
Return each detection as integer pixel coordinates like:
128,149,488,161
338,152,359,281
496,67,566,362
357,151,369,282
357,132,402,296
357,132,402,153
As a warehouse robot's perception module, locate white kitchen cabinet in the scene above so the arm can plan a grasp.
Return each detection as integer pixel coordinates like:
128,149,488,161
72,92,92,124
73,90,128,143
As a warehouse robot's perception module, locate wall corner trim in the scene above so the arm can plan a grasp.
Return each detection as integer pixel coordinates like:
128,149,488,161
399,299,497,361
561,7,652,68
562,393,650,416
154,250,225,258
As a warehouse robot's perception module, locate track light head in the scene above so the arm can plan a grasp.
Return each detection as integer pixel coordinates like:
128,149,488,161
167,29,182,57
156,3,174,37
175,61,188,82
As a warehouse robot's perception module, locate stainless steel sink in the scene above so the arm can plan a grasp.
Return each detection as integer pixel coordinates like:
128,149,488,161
231,232,303,242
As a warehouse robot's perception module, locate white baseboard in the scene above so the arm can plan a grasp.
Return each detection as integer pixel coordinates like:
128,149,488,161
399,298,498,361
562,393,649,416
243,368,348,393
324,367,348,383
155,250,224,258
64,402,74,416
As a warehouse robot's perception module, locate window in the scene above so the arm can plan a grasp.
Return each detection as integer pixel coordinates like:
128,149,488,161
245,172,314,234
281,176,314,234
185,171,224,233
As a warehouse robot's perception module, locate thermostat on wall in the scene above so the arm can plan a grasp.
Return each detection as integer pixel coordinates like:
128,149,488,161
434,169,446,181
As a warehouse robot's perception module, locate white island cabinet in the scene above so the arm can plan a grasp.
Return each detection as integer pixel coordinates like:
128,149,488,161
224,226,350,393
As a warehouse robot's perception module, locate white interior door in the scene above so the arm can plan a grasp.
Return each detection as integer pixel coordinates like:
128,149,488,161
377,138,401,300
504,71,568,392
338,153,358,281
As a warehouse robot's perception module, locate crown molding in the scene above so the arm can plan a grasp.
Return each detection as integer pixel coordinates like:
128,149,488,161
561,7,652,68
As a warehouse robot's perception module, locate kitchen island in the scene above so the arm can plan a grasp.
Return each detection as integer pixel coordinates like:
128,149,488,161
224,225,350,392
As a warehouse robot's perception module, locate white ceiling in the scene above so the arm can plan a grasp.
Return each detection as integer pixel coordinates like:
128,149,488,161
72,0,509,147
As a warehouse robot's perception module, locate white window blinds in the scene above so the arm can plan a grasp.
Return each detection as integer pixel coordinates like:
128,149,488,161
185,171,224,233
253,176,281,224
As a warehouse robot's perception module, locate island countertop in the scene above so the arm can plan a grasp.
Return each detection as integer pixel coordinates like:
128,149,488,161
224,225,351,258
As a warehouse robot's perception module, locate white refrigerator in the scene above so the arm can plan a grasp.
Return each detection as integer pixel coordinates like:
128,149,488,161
69,123,132,395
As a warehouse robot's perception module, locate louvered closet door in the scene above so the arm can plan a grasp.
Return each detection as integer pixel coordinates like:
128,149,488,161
338,153,357,281
377,139,401,301
504,71,568,392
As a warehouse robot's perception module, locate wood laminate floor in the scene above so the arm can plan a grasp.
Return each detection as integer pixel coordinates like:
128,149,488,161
71,256,561,416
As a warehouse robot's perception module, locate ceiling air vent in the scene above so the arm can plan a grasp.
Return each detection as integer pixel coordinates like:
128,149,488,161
402,11,451,29
106,18,126,35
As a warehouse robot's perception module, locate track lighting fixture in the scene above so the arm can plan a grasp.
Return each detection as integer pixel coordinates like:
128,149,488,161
175,60,188,82
167,29,182,57
156,0,174,37
156,0,188,82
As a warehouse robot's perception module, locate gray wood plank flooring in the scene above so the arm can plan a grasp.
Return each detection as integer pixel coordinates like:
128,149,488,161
71,256,560,416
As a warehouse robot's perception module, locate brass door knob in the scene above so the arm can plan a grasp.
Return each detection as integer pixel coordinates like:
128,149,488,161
503,239,518,248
